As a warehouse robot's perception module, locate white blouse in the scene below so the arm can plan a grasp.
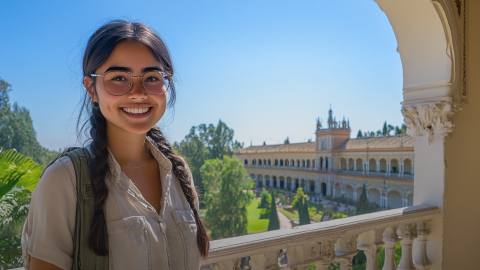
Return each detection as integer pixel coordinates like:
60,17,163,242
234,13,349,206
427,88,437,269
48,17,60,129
21,138,201,270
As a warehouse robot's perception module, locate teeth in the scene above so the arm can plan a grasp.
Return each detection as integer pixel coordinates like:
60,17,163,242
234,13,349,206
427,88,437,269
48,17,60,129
122,107,150,114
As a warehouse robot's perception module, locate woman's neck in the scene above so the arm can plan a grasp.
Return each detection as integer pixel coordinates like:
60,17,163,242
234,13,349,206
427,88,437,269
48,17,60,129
106,121,148,167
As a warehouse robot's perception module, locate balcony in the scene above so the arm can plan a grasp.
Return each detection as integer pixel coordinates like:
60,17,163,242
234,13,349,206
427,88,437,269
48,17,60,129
202,205,438,269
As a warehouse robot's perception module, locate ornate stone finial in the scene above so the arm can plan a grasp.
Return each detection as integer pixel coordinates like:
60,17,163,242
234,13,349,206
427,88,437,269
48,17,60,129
401,101,460,146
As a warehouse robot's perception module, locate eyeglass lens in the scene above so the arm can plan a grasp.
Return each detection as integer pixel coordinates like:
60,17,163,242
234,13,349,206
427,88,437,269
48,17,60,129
103,71,168,96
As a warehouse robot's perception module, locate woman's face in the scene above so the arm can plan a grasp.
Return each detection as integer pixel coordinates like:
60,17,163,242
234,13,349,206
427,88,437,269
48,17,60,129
85,40,168,136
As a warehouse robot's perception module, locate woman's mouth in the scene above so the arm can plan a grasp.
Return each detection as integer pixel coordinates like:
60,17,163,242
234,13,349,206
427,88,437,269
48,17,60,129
120,107,153,118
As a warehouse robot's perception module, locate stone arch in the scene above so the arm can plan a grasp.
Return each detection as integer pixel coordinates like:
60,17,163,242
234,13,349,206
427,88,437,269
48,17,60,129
369,158,377,172
379,158,387,172
285,159,289,166
348,158,354,170
345,184,354,201
325,157,329,169
334,182,342,198
272,176,277,188
312,159,315,168
306,160,310,168
404,158,413,174
300,178,306,189
256,174,263,187
280,159,284,166
286,177,292,190
274,159,279,166
268,159,271,166
264,175,270,187
319,157,324,169
244,159,248,165
340,158,347,170
367,188,381,206
295,178,299,190
279,176,285,189
296,159,300,167
321,182,327,196
263,159,266,165
308,179,315,193
355,158,363,171
390,159,399,174
252,159,257,165
387,190,403,209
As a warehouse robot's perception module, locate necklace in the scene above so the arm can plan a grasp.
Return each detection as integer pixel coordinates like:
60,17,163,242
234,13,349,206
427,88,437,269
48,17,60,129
118,144,149,169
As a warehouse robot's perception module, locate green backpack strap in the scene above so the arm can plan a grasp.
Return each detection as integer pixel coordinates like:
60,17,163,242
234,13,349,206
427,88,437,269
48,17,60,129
63,147,109,270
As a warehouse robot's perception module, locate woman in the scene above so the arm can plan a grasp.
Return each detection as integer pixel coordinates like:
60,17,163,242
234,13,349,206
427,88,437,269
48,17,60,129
21,20,209,270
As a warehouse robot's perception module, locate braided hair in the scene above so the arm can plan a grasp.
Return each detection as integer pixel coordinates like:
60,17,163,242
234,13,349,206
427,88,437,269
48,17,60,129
78,20,209,257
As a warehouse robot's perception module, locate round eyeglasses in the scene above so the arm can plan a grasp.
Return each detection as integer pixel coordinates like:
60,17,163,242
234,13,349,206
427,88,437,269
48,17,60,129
90,70,171,96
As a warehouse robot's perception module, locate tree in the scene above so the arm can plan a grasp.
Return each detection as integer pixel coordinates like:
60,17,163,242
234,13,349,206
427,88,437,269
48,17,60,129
263,141,266,146
284,137,290,144
300,197,310,225
201,156,253,240
258,187,271,208
175,120,243,189
0,77,58,165
387,124,395,136
267,189,280,231
0,148,43,268
357,130,363,138
382,121,388,136
355,184,378,215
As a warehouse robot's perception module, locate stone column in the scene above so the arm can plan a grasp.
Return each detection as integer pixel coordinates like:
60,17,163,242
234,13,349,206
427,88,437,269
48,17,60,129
353,191,357,202
346,160,349,171
387,162,391,176
397,224,417,270
354,160,357,172
377,162,380,173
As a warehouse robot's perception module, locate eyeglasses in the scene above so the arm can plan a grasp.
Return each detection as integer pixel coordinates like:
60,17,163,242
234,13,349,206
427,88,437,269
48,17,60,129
90,70,171,96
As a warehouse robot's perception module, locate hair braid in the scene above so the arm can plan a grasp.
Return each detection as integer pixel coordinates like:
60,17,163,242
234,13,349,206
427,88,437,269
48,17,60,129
147,125,210,257
86,103,110,256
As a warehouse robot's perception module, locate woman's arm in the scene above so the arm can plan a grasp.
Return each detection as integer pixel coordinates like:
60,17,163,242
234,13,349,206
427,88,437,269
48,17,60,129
30,256,63,270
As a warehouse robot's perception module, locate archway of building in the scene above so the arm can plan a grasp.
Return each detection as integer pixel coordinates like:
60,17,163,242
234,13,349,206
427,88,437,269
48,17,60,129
356,186,363,200
280,159,284,166
369,159,377,172
268,159,271,166
308,180,315,193
265,175,270,187
334,183,341,198
290,159,294,167
252,159,257,165
407,193,413,206
312,159,315,168
286,177,292,190
379,159,387,172
306,160,310,168
302,160,306,167
404,159,413,174
368,188,381,206
295,178,299,190
390,159,399,174
275,159,278,166
345,185,354,201
263,159,266,165
296,160,300,167
340,158,347,170
257,175,263,187
325,157,329,169
245,159,248,165
300,179,305,189
387,190,403,209
348,158,354,170
355,158,363,171
319,157,324,169
279,176,285,189
272,176,277,188
285,160,289,166
321,182,327,196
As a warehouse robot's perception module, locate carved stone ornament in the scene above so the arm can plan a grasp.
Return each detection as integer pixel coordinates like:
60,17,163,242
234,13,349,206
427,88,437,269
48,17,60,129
401,102,459,145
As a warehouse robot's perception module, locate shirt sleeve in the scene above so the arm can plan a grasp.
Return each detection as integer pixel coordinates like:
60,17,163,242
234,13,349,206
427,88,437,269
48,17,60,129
21,156,76,270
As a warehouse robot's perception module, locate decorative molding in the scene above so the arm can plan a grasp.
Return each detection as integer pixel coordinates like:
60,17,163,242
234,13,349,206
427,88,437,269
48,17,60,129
401,102,460,145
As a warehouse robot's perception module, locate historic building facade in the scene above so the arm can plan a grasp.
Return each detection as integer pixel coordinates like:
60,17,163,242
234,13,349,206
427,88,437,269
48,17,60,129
234,108,414,209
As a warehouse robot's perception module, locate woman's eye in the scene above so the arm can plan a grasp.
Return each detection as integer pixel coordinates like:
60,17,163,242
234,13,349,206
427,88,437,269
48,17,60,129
145,77,159,82
112,76,127,81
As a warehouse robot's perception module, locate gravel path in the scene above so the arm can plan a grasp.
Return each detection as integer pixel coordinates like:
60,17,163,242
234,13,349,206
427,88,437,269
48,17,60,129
277,210,292,229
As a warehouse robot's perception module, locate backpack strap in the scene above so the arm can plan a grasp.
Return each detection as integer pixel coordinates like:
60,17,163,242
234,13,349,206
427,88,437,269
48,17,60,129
64,147,109,270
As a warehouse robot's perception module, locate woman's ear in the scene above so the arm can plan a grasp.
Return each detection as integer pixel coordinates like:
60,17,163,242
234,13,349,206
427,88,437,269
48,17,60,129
83,76,98,102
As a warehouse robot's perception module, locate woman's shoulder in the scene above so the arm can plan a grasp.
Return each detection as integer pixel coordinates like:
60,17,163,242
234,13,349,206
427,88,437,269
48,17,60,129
37,155,77,196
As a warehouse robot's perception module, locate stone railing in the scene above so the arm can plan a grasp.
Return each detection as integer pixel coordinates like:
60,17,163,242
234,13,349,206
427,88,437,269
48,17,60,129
202,205,438,270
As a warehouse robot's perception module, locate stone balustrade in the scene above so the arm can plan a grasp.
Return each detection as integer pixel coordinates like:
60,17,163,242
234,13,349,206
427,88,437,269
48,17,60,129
202,205,438,270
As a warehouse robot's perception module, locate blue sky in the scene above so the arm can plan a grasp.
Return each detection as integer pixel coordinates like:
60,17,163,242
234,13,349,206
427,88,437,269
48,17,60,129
0,1,403,151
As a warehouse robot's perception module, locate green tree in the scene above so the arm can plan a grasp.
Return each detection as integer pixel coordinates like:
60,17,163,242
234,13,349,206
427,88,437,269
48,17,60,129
263,141,266,146
258,188,271,209
267,189,280,231
284,137,290,144
355,184,379,215
0,77,58,165
175,120,243,190
387,124,395,136
0,148,43,268
382,121,388,136
201,156,253,240
300,197,310,225
357,130,363,138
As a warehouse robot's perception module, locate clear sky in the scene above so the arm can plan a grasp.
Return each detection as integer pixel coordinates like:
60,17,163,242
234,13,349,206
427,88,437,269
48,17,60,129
0,0,403,151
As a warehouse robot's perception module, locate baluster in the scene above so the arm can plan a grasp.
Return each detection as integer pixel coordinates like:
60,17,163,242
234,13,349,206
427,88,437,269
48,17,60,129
413,221,432,270
382,226,399,270
334,235,358,270
358,229,384,270
397,223,417,270
286,245,305,270
250,250,280,270
215,258,241,270
315,239,336,270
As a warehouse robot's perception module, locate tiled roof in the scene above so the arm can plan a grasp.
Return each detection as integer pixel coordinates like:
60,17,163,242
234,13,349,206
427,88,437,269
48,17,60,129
234,142,316,154
234,135,414,154
336,135,414,150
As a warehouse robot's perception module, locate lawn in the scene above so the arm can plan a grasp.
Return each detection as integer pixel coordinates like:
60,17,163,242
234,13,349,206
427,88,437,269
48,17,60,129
247,198,269,233
279,207,298,220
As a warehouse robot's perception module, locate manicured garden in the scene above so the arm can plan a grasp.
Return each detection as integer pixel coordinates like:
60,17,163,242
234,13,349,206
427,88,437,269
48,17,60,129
246,198,269,233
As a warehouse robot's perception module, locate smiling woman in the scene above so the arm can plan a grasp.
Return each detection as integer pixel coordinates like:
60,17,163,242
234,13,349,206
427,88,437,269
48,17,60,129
21,20,209,270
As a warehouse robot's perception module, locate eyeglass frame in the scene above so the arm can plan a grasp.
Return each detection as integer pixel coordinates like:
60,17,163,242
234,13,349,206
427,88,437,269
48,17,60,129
89,70,173,96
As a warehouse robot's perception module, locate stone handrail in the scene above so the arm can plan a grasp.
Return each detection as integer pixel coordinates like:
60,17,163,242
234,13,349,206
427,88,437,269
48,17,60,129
202,204,439,269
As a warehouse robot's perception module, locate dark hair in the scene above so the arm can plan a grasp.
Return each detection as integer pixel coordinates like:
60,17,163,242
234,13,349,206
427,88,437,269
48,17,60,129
78,20,209,257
